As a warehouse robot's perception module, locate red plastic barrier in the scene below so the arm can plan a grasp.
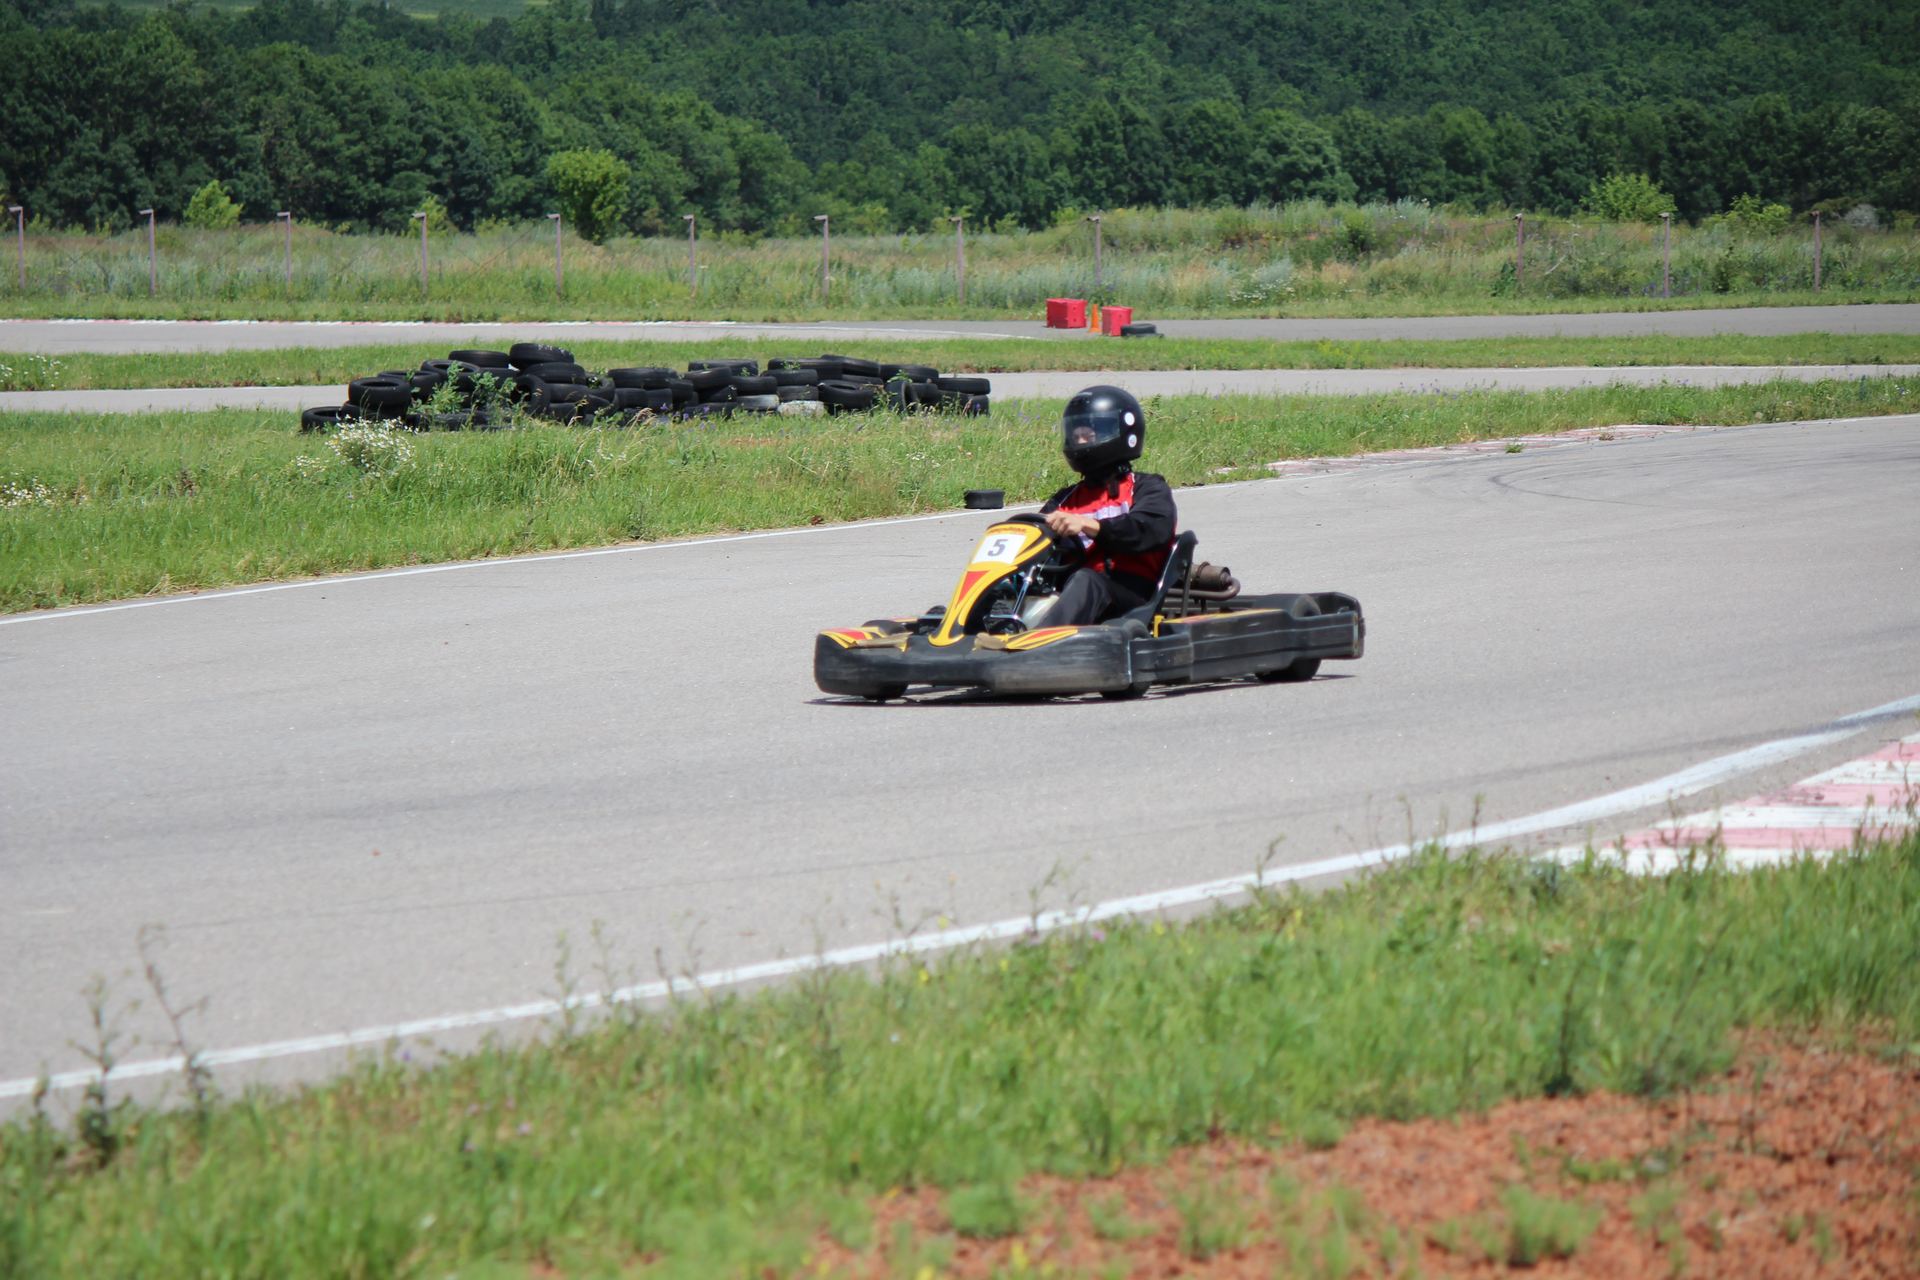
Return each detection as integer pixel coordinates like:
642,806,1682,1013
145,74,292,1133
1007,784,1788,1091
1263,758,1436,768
1100,305,1134,336
1045,297,1087,329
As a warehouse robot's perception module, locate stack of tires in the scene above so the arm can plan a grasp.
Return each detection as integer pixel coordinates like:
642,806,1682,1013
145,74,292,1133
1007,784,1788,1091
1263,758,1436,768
299,347,991,432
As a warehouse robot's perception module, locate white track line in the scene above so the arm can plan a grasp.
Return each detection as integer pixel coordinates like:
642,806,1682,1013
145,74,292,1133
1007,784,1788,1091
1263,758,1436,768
6,689,1915,1100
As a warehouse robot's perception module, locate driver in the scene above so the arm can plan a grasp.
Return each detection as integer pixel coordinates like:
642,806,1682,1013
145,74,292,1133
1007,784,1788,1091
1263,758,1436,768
1038,385,1177,626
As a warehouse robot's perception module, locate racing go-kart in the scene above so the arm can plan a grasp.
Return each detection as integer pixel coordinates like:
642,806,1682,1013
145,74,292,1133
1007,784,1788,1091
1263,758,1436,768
814,515,1365,700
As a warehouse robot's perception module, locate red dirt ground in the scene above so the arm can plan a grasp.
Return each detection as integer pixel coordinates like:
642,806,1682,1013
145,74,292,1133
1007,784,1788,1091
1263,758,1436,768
818,1035,1919,1277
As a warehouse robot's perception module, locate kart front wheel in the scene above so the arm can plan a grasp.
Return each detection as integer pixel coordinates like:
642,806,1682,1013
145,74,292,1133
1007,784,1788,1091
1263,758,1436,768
866,685,908,702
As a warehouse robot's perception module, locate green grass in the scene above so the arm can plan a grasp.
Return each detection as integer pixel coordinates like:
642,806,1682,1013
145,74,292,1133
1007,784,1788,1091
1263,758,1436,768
3,376,1917,613
4,837,1917,1278
9,333,1920,393
4,203,1914,321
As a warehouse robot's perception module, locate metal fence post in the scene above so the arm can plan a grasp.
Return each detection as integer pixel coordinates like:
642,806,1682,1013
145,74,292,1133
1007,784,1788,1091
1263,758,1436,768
951,215,966,305
413,212,429,297
548,213,563,297
814,214,830,302
276,211,292,291
1660,211,1671,298
1513,212,1525,294
140,208,157,296
1812,210,1824,291
1086,213,1103,295
8,206,22,290
683,213,697,296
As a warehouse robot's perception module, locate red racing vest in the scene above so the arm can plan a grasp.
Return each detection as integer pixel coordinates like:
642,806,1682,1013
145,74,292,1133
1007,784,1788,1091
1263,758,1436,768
1054,472,1173,583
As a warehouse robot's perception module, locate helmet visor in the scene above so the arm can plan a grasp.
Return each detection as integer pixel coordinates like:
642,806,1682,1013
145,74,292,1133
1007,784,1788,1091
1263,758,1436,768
1061,408,1127,451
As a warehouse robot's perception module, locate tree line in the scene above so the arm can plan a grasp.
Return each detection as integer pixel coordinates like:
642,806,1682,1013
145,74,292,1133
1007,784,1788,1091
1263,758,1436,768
1,0,1914,238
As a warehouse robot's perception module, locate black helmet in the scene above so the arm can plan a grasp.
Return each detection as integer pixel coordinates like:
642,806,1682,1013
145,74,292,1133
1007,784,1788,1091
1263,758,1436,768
1060,385,1145,475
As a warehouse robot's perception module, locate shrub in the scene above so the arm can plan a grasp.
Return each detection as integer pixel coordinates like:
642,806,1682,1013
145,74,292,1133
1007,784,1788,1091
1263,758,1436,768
546,149,632,243
1583,172,1676,223
1711,194,1792,236
183,180,243,230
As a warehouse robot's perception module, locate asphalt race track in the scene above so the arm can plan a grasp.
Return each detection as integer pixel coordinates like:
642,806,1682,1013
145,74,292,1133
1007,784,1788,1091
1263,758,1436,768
3,411,1916,1094
4,303,1920,353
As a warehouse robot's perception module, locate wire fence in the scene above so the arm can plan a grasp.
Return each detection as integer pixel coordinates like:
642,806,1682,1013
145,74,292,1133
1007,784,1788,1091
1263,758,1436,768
4,203,1915,317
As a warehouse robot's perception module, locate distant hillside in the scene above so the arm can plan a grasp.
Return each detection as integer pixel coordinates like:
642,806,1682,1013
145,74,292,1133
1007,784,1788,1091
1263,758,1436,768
2,0,1915,235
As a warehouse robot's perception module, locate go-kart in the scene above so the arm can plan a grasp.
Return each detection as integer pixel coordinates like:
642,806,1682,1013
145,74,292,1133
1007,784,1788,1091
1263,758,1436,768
814,514,1364,700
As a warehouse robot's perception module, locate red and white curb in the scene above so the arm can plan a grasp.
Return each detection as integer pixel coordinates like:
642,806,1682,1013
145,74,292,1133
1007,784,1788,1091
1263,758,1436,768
1546,733,1920,872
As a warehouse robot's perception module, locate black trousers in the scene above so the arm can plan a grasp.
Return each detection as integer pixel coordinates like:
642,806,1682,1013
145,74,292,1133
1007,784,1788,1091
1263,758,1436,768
1047,568,1152,626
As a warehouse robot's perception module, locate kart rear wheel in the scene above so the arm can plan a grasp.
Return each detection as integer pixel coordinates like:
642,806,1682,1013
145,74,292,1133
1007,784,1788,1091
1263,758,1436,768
866,684,908,702
1256,594,1323,683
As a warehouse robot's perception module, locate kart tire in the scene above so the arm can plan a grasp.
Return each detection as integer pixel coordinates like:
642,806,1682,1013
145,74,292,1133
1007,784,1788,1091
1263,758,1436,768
449,348,513,368
609,386,654,410
866,684,908,702
935,375,990,395
609,367,675,389
769,367,819,386
684,366,731,392
509,342,573,368
817,379,877,411
563,393,614,425
420,358,477,377
641,388,674,412
299,404,361,432
796,358,845,379
688,358,758,375
1119,322,1160,337
679,401,733,421
729,374,777,395
1256,594,1323,683
776,384,820,402
880,363,939,382
700,384,738,404
663,378,697,405
736,393,781,413
964,395,990,416
409,369,447,400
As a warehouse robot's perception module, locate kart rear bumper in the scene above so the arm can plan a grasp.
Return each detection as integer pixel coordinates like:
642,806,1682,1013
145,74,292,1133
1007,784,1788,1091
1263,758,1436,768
815,593,1364,698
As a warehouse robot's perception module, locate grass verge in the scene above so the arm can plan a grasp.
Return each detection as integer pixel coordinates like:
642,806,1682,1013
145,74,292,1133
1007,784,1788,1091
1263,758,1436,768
3,377,1917,614
7,333,1920,393
5,836,1916,1277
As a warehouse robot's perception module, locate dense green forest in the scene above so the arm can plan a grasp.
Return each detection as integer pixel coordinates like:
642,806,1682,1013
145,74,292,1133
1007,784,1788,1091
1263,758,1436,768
2,0,1916,236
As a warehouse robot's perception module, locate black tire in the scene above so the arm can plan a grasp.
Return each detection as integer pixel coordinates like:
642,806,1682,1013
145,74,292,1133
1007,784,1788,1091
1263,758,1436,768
935,375,990,395
511,374,551,415
567,393,614,425
545,383,596,405
641,388,674,412
420,358,476,376
796,358,845,379
408,369,447,400
449,348,512,368
817,379,877,411
684,366,731,392
769,367,819,386
1119,323,1160,337
664,378,697,405
865,684,908,702
679,401,733,421
766,357,810,371
608,387,653,410
687,358,758,375
881,363,939,382
964,395,991,416
350,376,413,414
699,384,738,404
509,342,573,368
1256,595,1324,683
608,367,675,389
299,404,361,432
427,411,474,431
776,384,820,402
729,374,776,395
821,354,881,378
522,361,588,384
